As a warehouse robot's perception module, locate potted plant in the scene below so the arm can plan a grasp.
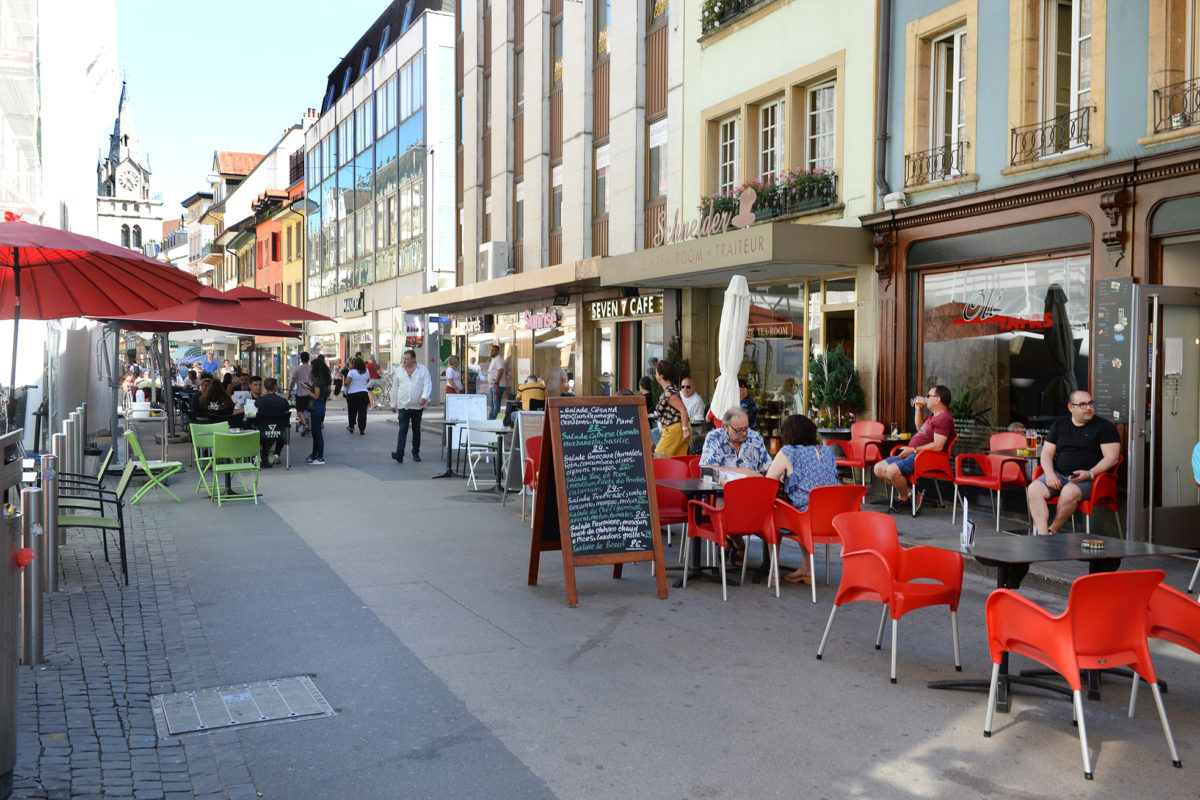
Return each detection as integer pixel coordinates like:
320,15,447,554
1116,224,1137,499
947,385,992,454
779,166,837,212
699,190,738,218
808,345,864,431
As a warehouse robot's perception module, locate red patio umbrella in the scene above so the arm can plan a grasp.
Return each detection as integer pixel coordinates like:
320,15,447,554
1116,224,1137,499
93,286,303,337
0,221,203,390
222,285,331,322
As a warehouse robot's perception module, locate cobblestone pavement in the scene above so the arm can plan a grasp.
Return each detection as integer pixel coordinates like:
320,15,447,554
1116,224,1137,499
13,501,258,800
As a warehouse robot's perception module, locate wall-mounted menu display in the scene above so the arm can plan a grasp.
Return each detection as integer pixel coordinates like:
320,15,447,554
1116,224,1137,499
527,396,667,607
1093,278,1133,424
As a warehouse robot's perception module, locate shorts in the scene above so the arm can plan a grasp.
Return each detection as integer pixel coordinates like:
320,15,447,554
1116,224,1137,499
1036,472,1094,501
883,453,917,477
295,396,311,412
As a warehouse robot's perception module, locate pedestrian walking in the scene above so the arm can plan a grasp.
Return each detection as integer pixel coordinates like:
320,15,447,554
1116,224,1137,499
305,355,332,465
390,349,432,463
343,356,371,435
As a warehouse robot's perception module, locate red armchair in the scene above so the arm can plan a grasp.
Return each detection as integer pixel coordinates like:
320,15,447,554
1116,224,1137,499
890,435,957,516
770,484,869,603
683,476,778,602
984,570,1179,780
1130,582,1200,716
827,421,886,486
652,457,691,552
520,435,542,525
818,511,963,683
952,431,1029,531
1032,456,1122,536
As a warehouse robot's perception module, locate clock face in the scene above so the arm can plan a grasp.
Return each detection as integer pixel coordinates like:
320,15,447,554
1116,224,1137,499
117,168,138,193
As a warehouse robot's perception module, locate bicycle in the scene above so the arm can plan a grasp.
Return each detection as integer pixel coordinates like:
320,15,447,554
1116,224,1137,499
372,373,392,405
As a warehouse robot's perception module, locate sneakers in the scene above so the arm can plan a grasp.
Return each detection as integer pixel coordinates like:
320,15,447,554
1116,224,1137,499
888,498,908,514
305,455,325,465
391,451,403,463
412,453,421,462
267,453,278,467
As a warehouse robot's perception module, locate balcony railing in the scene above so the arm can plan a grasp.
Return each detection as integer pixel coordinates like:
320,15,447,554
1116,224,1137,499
1153,77,1200,134
701,0,773,35
1010,106,1095,166
903,141,969,187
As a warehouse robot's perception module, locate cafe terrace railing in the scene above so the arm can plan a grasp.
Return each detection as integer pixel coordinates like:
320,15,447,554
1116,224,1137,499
904,141,969,187
1010,106,1095,166
1153,77,1200,134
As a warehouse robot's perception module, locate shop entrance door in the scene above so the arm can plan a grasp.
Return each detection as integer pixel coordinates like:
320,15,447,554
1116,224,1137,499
1128,284,1200,546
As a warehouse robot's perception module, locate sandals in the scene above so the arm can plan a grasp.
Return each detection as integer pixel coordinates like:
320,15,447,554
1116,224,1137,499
783,572,813,585
728,540,746,568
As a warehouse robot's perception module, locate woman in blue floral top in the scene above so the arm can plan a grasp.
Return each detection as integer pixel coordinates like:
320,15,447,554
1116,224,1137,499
765,414,840,584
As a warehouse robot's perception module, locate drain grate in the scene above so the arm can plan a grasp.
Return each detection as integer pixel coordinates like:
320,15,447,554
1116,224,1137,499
151,675,335,738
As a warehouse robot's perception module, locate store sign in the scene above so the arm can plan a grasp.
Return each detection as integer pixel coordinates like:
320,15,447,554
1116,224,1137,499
343,290,366,315
589,294,663,321
460,315,493,334
951,288,1053,331
650,188,756,248
523,307,560,330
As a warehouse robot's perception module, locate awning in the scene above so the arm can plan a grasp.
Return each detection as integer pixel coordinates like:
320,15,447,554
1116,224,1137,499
599,221,873,289
401,258,601,315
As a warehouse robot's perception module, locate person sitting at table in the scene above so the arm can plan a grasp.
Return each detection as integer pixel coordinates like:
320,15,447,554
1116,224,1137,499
230,375,257,413
198,377,234,416
254,378,291,466
738,379,758,429
1027,389,1121,536
638,376,655,411
700,406,773,566
765,414,840,584
679,377,706,421
652,360,691,457
874,384,954,514
516,374,547,410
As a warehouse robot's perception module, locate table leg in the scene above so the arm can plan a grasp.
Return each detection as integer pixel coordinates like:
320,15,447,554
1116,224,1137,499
432,421,457,479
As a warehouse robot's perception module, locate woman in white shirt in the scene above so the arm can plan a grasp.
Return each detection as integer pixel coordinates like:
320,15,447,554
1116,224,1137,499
445,355,463,393
343,356,372,435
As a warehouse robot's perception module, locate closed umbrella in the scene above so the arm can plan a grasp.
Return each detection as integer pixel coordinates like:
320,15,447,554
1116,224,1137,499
1042,283,1078,411
0,220,202,392
708,275,751,427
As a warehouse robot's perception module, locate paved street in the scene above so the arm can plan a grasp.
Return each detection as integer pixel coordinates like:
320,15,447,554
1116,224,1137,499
10,408,1200,799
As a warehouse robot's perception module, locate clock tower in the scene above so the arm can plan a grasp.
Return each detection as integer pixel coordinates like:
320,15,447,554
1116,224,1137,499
96,81,163,251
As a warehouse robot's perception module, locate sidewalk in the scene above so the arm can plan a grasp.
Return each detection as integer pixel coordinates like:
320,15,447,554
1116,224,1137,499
8,420,1199,799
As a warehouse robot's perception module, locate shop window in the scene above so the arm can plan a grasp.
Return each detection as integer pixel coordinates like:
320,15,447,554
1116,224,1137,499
919,255,1091,430
806,81,836,171
717,115,739,195
758,99,784,182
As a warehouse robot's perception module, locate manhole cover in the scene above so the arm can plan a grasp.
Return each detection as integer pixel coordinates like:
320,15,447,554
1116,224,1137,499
151,676,335,738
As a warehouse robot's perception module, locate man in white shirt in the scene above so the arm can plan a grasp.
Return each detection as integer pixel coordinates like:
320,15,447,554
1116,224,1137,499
680,378,706,421
486,343,507,419
389,349,432,463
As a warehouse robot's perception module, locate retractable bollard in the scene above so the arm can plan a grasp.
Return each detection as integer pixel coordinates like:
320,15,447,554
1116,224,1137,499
20,488,41,666
40,455,57,593
49,436,64,550
0,504,21,799
70,411,83,478
59,421,72,478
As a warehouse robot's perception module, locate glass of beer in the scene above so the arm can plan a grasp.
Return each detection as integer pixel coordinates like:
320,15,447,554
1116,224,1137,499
1027,430,1037,449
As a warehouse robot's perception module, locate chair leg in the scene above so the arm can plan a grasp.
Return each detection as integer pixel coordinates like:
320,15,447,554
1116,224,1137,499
808,552,817,604
1074,690,1093,780
952,484,959,524
875,604,888,649
984,661,1000,736
950,610,961,671
739,538,750,586
1188,558,1200,594
1149,682,1182,768
816,605,838,660
772,544,781,599
681,536,691,588
823,544,830,585
995,490,1002,532
718,546,727,602
1112,507,1123,538
890,619,899,684
1129,674,1140,717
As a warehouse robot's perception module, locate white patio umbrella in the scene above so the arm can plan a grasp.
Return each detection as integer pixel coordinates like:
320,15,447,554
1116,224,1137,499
707,274,751,427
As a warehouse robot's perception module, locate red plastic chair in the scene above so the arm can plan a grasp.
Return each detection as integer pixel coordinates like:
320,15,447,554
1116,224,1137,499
952,432,1029,531
1031,456,1122,535
983,570,1179,780
827,421,886,486
683,476,778,601
818,511,963,683
890,434,957,516
770,484,868,602
653,457,691,551
521,435,542,525
671,454,702,478
1130,582,1200,716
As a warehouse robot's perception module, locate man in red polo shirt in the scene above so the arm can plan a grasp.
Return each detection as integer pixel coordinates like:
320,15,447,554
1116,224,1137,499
873,384,955,515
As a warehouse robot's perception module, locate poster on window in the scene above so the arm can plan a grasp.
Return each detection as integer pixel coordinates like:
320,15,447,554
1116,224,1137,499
405,313,424,348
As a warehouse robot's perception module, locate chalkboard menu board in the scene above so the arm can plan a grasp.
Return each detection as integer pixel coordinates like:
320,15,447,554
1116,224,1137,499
1093,278,1133,424
527,396,667,607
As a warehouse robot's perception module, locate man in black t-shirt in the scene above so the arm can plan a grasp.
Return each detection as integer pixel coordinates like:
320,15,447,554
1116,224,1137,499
1027,390,1121,535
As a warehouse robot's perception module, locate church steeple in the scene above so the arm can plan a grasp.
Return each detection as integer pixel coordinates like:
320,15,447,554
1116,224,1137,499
107,81,142,169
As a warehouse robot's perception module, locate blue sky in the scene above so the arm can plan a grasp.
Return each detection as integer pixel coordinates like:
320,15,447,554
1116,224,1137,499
114,1,387,219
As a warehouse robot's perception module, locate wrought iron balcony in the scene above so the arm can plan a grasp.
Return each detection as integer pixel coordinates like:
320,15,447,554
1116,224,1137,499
903,141,969,187
1010,106,1095,166
1153,78,1200,134
701,0,772,35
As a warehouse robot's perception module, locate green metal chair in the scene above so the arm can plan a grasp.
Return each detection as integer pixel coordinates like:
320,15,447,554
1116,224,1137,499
57,445,116,494
124,429,183,504
190,421,230,497
212,431,261,506
58,460,137,585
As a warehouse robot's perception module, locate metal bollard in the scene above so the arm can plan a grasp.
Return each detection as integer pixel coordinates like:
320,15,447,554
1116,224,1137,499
70,410,83,477
79,402,87,451
21,488,41,666
60,420,72,477
40,456,57,592
0,503,19,798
